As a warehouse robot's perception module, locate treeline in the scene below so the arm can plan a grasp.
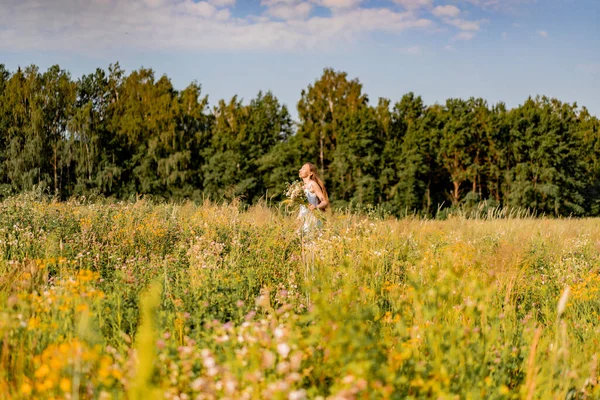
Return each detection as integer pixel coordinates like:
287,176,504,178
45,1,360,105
1,63,599,217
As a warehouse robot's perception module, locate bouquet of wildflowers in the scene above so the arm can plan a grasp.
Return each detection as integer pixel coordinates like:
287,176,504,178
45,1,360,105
282,180,326,223
282,181,307,207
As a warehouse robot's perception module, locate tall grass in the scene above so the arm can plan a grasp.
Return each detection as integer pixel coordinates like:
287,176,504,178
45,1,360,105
0,193,598,399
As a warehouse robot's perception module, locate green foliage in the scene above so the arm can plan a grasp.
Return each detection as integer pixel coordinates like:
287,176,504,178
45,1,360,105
296,67,368,176
0,64,599,217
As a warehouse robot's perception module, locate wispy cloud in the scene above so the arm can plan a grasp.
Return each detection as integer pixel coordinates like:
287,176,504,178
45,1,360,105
432,5,460,18
396,45,422,55
263,1,313,20
445,18,484,31
459,0,534,12
453,31,476,40
392,0,433,10
316,0,363,10
429,3,484,41
208,0,236,6
537,30,549,38
0,0,534,54
0,0,435,53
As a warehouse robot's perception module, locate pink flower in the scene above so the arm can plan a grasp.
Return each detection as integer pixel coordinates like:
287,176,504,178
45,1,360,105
289,389,307,400
262,350,276,369
277,343,291,358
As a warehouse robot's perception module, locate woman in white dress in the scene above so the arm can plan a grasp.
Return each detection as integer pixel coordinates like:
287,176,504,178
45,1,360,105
297,162,329,235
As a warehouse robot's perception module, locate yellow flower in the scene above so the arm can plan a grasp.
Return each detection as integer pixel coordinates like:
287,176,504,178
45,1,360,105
34,364,50,378
111,368,123,380
20,382,33,396
410,377,425,388
98,362,111,380
59,378,71,392
27,316,41,330
42,378,54,391
49,357,63,370
36,378,54,392
382,311,392,323
59,343,70,354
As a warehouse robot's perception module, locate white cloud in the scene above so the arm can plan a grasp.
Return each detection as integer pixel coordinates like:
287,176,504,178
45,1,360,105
501,31,507,39
0,0,434,52
314,0,362,10
437,15,484,41
266,2,312,20
262,0,300,5
537,30,548,38
445,18,482,31
215,8,231,20
144,0,167,8
453,31,475,40
432,5,460,18
444,44,454,50
392,0,433,10
179,1,217,18
459,0,533,11
208,0,236,7
431,5,483,40
298,8,433,35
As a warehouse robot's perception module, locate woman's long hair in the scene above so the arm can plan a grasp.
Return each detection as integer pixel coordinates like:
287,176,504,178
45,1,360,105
306,162,329,210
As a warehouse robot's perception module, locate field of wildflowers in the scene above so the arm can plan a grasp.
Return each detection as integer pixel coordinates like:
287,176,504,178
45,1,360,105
0,193,599,399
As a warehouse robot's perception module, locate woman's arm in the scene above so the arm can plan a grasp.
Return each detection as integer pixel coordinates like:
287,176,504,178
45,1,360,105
308,181,329,210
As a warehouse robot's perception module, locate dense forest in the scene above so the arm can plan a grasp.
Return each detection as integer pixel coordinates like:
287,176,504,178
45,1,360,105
0,63,599,217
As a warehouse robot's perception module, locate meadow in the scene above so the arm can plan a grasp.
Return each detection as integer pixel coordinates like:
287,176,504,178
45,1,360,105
0,193,599,399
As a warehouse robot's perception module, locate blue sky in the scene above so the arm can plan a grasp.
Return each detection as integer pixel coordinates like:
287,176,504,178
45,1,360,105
1,0,599,119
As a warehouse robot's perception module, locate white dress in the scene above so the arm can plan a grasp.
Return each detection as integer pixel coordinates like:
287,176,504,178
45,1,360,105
298,187,323,235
